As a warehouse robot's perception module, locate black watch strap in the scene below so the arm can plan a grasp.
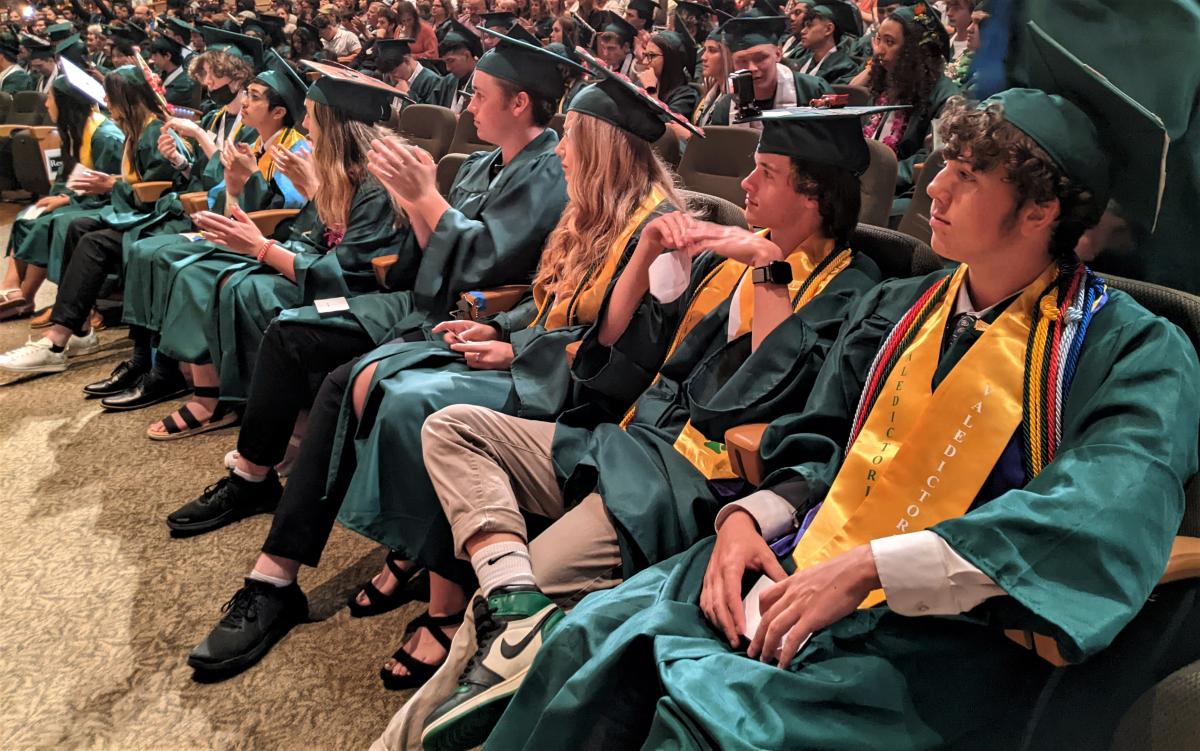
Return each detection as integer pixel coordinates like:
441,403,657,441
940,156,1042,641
752,260,792,286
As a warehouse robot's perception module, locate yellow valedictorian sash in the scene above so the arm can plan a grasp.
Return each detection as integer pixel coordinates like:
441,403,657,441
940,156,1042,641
77,111,107,170
255,127,306,181
792,262,1060,606
623,233,853,480
120,114,160,183
531,188,667,331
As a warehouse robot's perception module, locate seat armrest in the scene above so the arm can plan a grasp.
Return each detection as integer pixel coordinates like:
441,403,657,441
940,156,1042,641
178,191,208,214
247,208,300,237
725,423,770,487
132,181,173,203
456,285,531,321
371,254,399,288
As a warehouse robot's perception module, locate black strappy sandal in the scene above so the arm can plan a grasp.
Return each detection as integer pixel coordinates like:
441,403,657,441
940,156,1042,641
348,553,429,618
147,387,241,441
379,609,465,691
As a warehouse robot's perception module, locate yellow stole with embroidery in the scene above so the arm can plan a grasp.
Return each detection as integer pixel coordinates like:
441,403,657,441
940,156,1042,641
531,188,667,331
791,262,1060,606
77,111,107,170
255,127,306,182
624,233,853,480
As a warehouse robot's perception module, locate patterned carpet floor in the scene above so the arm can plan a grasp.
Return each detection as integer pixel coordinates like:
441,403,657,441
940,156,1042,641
0,203,424,750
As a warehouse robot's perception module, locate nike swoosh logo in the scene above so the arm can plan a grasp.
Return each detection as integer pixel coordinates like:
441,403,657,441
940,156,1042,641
486,550,519,566
498,609,557,660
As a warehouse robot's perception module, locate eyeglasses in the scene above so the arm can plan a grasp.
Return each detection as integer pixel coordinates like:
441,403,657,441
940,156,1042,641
639,51,662,61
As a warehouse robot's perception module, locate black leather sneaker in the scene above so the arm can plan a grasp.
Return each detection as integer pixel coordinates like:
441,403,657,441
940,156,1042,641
187,578,308,679
422,586,563,751
166,471,282,538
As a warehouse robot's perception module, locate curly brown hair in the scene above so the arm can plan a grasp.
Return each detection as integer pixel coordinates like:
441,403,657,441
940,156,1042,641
790,159,861,250
937,96,1102,263
866,15,945,120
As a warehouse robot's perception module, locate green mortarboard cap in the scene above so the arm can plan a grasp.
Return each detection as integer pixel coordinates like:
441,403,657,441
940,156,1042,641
200,25,265,67
889,4,948,57
479,11,517,31
476,25,587,101
627,0,659,20
45,23,76,42
676,0,729,21
301,59,412,123
807,3,861,40
150,34,185,56
747,0,784,17
717,15,786,51
746,105,909,175
55,56,107,106
241,18,269,39
23,34,57,60
0,37,19,62
418,57,448,75
166,17,197,38
570,12,596,49
660,27,697,77
375,37,414,68
439,18,483,58
504,23,543,48
594,11,637,46
111,63,149,85
257,14,287,45
108,22,149,46
54,34,88,67
255,50,307,122
296,21,319,39
1013,21,1169,230
568,46,703,142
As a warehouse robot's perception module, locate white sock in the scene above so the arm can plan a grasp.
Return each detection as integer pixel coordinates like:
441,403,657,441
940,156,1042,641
233,465,268,483
471,542,536,598
248,569,293,587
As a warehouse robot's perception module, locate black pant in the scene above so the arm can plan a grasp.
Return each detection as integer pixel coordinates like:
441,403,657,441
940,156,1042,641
50,217,123,334
245,319,375,568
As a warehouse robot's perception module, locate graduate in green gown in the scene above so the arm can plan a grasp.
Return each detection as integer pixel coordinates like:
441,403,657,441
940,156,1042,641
175,69,703,687
407,106,890,751
94,51,311,416
0,37,36,93
790,4,862,86
702,15,833,126
374,38,444,105
1,75,125,320
129,61,410,435
148,33,202,109
486,47,1200,751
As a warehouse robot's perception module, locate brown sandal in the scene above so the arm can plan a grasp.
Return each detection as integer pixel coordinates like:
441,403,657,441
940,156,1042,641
147,387,240,441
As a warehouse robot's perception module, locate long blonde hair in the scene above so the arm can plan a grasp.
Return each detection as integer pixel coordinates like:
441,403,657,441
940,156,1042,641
534,114,684,296
310,101,406,230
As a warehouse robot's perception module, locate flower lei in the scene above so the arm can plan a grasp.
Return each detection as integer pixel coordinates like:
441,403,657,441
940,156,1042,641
863,93,909,152
132,47,176,116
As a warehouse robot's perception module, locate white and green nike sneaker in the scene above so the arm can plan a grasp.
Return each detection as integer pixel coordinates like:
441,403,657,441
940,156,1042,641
422,586,563,751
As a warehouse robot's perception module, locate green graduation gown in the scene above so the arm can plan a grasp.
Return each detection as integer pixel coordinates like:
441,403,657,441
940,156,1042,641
120,130,310,363
551,251,881,577
705,70,832,126
884,75,959,199
0,66,35,93
803,46,861,85
489,272,1200,751
14,119,176,283
407,64,444,105
204,178,406,401
331,198,692,584
179,106,259,194
162,67,201,109
7,116,125,271
302,127,568,347
663,83,701,120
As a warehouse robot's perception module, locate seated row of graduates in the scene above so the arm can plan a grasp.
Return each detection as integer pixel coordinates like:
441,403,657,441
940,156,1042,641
3,17,1199,751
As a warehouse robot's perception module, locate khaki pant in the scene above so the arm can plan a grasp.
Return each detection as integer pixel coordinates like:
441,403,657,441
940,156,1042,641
372,405,624,751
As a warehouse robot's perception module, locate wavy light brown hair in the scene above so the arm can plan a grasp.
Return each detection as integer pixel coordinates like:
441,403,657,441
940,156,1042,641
937,96,1101,263
310,101,407,231
103,71,169,167
187,49,255,89
533,113,684,296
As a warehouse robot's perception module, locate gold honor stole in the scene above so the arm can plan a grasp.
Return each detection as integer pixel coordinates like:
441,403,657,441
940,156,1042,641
792,262,1059,607
77,111,108,170
256,128,305,181
531,187,667,331
624,233,853,480
120,114,161,184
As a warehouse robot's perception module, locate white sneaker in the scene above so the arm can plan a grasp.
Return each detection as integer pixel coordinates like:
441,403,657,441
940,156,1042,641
66,329,101,357
0,338,68,373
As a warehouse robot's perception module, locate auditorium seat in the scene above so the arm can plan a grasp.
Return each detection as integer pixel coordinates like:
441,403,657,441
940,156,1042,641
447,110,493,156
832,84,871,106
8,91,48,125
436,152,467,197
859,140,899,227
397,104,457,161
652,131,682,168
677,125,760,207
548,113,565,137
179,192,209,214
897,149,943,247
0,91,12,124
11,128,60,197
680,189,748,229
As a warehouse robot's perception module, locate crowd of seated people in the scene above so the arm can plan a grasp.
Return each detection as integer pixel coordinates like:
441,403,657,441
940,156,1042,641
0,1,1198,750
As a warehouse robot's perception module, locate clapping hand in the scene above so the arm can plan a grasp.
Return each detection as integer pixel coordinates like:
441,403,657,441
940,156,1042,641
269,143,318,199
192,205,269,256
367,137,438,204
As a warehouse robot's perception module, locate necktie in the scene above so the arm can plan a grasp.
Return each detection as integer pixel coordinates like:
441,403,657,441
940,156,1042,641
946,312,978,350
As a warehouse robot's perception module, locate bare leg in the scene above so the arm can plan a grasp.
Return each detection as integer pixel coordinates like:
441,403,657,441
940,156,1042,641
148,362,220,436
384,573,468,677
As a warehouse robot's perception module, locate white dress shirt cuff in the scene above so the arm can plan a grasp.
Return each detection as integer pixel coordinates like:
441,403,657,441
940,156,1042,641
870,531,1005,616
714,490,796,540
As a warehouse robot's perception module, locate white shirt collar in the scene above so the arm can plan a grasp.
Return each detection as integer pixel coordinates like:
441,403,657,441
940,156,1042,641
954,280,1019,318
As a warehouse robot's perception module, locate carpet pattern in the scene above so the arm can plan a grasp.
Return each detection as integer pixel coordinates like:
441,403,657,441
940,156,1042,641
0,203,424,750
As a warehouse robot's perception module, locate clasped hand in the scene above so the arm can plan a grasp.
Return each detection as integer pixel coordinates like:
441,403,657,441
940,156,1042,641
700,510,879,669
431,320,515,370
220,141,258,194
643,212,785,267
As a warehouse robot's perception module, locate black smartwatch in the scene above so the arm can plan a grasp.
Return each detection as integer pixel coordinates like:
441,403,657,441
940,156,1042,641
752,260,792,286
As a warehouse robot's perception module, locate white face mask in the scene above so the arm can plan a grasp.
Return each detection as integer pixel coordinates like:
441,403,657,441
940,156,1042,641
647,249,691,303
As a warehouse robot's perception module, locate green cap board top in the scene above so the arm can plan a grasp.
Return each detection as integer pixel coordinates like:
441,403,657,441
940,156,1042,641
301,58,412,123
745,105,910,175
569,45,703,142
475,25,587,101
